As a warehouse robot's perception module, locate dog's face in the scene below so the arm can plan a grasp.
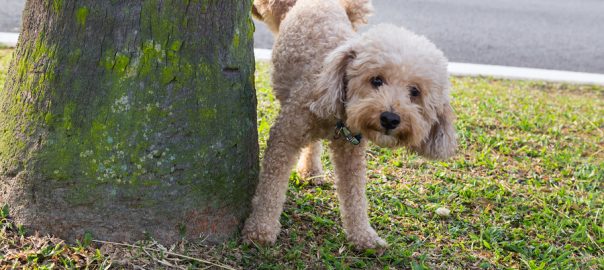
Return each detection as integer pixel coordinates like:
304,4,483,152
311,24,457,159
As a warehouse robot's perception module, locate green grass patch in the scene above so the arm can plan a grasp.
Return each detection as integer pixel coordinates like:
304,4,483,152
0,49,12,84
1,50,603,269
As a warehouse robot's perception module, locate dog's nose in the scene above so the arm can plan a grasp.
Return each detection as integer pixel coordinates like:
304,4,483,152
380,112,400,130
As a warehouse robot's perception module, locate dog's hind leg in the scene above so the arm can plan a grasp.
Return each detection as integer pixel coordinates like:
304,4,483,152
296,141,326,185
242,111,309,245
329,139,388,251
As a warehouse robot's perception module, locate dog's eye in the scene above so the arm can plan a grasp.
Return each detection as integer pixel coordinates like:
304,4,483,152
370,76,384,88
409,85,421,97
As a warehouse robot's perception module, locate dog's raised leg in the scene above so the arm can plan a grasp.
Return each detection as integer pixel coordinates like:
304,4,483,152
296,142,326,185
242,112,308,245
329,139,388,250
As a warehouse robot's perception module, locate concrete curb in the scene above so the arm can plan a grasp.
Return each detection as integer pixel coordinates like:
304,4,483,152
0,32,19,47
448,62,604,86
2,34,603,86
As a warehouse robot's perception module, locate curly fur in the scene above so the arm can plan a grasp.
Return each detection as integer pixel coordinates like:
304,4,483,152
253,0,373,33
244,0,457,250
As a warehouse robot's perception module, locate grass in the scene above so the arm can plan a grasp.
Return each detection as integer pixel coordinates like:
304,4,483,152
1,48,603,269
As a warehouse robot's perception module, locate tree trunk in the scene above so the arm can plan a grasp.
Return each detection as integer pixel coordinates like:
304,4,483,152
0,0,258,244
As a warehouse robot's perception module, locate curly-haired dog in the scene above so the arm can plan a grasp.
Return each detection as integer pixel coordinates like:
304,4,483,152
243,0,457,250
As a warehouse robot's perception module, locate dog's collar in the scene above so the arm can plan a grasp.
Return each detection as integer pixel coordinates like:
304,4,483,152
335,121,362,145
333,73,361,145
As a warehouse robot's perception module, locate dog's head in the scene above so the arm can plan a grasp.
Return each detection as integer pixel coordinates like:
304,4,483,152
310,24,457,159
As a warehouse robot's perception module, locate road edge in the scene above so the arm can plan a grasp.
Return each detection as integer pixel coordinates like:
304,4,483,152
2,34,603,85
254,48,604,86
0,32,18,47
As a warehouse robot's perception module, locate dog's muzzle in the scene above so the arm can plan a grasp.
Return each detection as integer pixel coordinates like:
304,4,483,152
380,112,400,130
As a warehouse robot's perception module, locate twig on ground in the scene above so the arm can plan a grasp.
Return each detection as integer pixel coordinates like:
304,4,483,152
93,240,237,270
156,258,186,270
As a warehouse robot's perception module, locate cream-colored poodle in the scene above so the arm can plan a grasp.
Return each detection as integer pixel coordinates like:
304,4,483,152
244,0,457,250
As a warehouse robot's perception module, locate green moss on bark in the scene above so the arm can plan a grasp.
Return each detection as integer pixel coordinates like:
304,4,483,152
52,0,64,13
75,7,89,27
0,30,58,172
1,0,258,243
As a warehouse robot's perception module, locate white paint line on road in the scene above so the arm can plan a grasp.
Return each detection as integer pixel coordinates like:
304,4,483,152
255,49,604,86
1,34,602,86
254,48,272,62
448,62,604,86
0,32,18,47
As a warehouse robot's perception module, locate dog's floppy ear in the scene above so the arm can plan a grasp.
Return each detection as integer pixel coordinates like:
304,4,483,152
310,43,356,119
413,99,457,160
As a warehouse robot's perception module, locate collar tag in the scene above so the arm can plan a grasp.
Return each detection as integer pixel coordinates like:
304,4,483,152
335,121,362,145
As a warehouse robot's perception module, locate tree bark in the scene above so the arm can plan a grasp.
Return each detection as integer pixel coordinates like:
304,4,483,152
0,0,258,244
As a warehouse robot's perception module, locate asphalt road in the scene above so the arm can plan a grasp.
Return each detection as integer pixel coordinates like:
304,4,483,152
0,0,24,32
2,0,603,73
254,0,604,73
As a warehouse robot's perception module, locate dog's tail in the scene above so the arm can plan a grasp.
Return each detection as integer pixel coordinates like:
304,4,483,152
253,0,373,33
339,0,373,29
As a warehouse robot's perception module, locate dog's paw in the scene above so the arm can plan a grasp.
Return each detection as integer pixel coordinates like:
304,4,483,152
241,217,280,245
347,228,389,253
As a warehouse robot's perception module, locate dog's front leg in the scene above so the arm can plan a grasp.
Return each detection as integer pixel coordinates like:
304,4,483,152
242,112,308,245
329,139,388,250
